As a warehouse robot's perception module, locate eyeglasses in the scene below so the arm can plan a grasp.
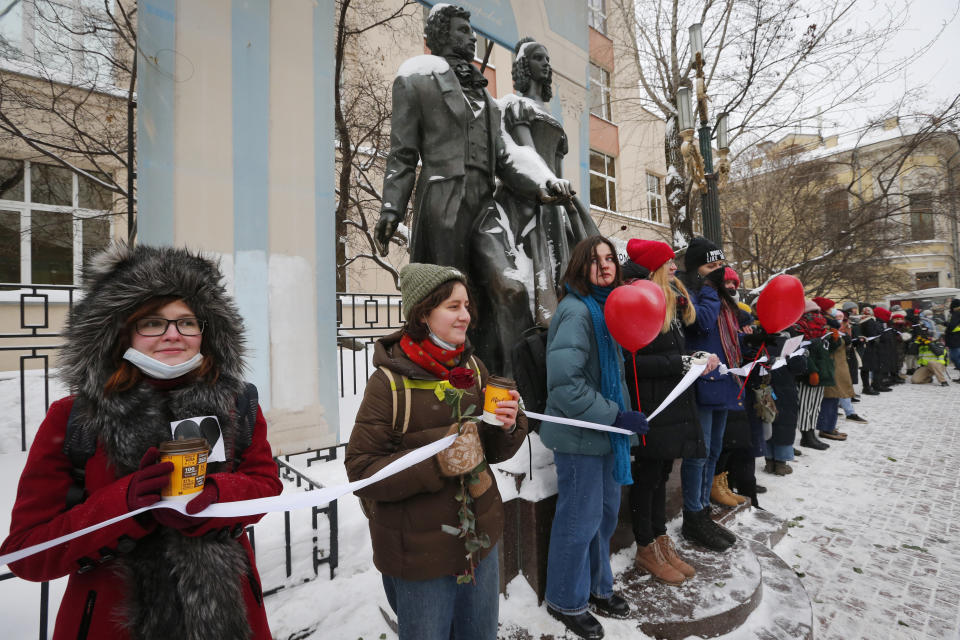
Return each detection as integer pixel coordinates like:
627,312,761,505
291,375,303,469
134,317,206,337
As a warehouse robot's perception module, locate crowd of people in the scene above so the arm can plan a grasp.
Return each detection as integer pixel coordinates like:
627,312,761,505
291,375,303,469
5,236,959,640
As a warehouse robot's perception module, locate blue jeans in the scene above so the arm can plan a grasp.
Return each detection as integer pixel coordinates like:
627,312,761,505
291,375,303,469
838,397,855,416
767,441,795,462
681,408,728,512
545,451,620,614
816,397,840,433
382,544,500,640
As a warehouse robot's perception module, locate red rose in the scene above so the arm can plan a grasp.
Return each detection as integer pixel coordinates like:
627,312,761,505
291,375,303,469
449,367,475,390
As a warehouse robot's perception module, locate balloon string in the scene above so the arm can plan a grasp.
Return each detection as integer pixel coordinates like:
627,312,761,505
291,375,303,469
632,352,645,447
737,343,766,400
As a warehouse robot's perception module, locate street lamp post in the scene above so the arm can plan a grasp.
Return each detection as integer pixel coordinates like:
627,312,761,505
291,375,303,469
676,23,730,246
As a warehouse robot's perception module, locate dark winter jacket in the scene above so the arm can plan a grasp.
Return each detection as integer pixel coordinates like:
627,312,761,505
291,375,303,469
744,332,809,447
539,294,632,455
682,281,744,411
623,310,705,461
857,316,882,371
946,309,960,348
0,245,282,640
345,331,527,580
803,332,841,388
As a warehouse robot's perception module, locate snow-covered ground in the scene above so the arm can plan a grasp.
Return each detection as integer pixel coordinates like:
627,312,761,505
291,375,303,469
1,361,959,639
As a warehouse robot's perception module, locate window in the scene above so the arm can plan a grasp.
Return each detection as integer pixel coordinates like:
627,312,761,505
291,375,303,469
0,157,114,285
646,173,663,223
590,63,612,121
589,151,616,212
0,0,113,84
916,272,939,290
909,193,934,241
588,0,607,34
823,189,849,229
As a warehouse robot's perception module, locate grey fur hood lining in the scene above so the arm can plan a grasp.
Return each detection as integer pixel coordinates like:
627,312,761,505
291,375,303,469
60,243,247,400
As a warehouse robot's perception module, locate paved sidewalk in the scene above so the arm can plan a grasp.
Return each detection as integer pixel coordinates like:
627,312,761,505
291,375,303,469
758,380,960,640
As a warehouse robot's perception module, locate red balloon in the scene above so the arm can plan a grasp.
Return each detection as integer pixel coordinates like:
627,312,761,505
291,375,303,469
604,281,666,352
755,274,805,333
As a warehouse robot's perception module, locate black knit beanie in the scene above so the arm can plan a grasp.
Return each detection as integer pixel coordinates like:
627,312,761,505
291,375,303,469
683,236,725,273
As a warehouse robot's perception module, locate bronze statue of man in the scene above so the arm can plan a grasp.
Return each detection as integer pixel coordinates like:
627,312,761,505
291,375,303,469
374,4,570,376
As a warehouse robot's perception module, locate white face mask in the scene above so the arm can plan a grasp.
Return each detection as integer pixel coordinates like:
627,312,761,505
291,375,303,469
123,347,204,380
427,323,459,351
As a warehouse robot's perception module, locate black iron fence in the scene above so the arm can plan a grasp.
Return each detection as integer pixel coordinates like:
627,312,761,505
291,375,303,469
0,285,392,638
336,292,404,396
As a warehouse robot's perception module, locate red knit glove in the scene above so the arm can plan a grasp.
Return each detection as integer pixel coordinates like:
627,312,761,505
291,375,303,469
153,479,219,530
126,447,174,511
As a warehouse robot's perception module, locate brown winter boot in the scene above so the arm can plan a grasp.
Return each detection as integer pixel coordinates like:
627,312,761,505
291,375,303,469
711,474,739,507
635,540,685,585
719,472,748,505
656,535,695,579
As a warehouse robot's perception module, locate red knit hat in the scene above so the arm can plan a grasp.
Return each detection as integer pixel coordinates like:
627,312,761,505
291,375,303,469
812,296,835,313
627,238,675,272
873,307,891,322
723,267,740,287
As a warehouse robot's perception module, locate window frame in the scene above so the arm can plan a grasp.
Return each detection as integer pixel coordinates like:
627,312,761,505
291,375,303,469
589,150,617,213
0,0,116,87
908,192,935,242
0,157,115,285
646,172,664,224
589,62,612,122
588,0,607,34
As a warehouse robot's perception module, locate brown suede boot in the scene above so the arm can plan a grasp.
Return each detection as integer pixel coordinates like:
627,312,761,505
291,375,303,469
635,541,685,585
711,474,739,507
656,534,695,578
719,472,748,505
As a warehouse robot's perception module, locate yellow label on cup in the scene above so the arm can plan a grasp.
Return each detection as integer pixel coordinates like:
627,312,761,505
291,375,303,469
482,385,513,425
159,450,208,500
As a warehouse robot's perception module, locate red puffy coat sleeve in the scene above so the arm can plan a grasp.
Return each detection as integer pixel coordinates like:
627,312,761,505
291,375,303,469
180,404,282,536
0,397,155,582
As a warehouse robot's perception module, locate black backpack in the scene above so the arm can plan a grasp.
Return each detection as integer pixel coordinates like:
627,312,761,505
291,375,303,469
62,383,260,509
511,326,549,433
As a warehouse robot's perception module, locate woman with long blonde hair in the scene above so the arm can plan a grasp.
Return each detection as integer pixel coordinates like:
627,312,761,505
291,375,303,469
622,239,719,584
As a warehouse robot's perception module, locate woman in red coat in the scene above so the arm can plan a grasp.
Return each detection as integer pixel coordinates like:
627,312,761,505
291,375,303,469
1,244,282,640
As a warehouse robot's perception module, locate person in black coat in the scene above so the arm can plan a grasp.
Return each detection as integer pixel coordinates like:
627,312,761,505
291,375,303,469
621,239,720,582
744,329,809,475
857,307,887,394
946,299,960,380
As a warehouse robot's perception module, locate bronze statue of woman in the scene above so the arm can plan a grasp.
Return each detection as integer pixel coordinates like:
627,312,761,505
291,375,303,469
496,37,600,326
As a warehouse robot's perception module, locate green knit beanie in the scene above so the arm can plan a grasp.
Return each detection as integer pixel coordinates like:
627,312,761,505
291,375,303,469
399,263,467,318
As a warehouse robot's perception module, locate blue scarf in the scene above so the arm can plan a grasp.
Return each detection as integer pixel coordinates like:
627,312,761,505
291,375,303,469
566,284,632,485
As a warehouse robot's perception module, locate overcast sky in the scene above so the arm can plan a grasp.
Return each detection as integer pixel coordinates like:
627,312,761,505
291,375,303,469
837,0,959,130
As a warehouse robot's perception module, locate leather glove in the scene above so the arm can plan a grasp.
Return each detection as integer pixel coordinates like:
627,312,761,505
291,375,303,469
126,447,174,511
614,411,650,436
153,479,219,530
703,267,725,289
436,422,485,477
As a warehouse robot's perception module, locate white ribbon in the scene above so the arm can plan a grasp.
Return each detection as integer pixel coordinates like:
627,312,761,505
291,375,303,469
0,434,456,568
644,363,706,421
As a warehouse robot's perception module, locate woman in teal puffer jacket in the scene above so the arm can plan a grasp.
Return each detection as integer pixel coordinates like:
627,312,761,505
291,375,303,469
539,236,649,640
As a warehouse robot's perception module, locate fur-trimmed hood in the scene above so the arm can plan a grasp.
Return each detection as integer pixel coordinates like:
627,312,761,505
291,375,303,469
55,244,258,640
60,243,246,400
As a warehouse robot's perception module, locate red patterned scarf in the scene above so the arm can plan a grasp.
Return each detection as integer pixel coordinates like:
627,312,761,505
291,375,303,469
718,303,742,369
794,312,827,339
399,333,464,379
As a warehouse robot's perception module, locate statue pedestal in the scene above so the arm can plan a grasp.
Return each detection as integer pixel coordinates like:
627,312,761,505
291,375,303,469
497,458,684,602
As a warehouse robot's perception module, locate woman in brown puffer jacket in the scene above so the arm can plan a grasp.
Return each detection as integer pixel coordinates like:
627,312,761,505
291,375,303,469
345,263,528,640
